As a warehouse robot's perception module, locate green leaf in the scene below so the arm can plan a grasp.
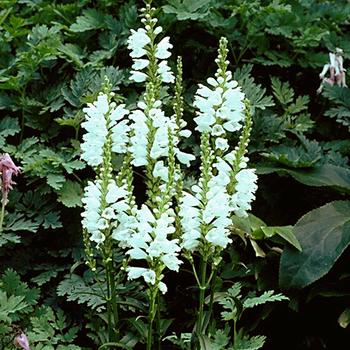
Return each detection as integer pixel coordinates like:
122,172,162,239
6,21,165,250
5,213,40,233
234,334,266,350
70,8,106,32
0,292,27,323
234,65,274,113
257,164,350,193
243,291,288,309
162,0,212,21
271,77,294,106
57,180,83,207
279,201,350,289
31,270,59,286
261,226,302,251
46,174,65,190
338,308,350,328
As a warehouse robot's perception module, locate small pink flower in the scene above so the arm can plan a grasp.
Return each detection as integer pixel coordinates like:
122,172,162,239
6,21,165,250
14,332,31,350
0,153,21,201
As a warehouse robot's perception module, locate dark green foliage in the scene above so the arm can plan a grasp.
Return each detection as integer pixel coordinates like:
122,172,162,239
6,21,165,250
280,201,350,289
0,0,350,348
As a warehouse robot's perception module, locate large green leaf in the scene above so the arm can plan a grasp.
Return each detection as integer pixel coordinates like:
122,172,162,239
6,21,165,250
257,164,350,193
279,201,350,289
162,0,212,21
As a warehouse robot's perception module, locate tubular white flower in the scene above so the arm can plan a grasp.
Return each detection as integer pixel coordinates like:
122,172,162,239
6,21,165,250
230,168,258,217
81,95,109,167
127,16,175,84
155,37,172,59
129,109,149,166
132,58,150,70
157,61,175,83
130,71,148,83
114,203,182,292
179,191,201,251
127,28,150,58
193,72,245,134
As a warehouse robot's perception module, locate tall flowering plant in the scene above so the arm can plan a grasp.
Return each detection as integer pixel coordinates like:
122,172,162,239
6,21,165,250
80,1,257,348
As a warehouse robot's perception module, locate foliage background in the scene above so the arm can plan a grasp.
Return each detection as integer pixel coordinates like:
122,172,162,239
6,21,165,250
0,0,350,349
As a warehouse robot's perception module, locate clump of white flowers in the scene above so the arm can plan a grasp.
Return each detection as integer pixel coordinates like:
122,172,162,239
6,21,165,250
179,38,257,257
79,3,258,348
127,6,174,84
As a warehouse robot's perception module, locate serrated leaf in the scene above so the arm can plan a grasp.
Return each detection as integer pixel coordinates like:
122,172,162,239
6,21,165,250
280,201,350,289
0,292,27,323
57,274,105,311
46,174,65,190
243,291,288,308
162,0,212,21
234,65,274,113
0,116,20,137
271,77,294,106
31,270,59,286
70,8,106,32
5,213,39,233
42,211,62,229
57,180,82,207
235,334,266,350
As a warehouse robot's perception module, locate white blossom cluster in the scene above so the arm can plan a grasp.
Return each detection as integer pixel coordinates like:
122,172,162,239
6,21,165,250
81,179,130,246
81,95,109,167
178,53,258,252
81,93,130,167
129,99,194,169
112,204,182,294
179,160,234,251
193,71,245,141
127,17,174,83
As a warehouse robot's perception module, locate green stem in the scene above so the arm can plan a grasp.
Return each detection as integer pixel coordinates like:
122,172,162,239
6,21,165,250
105,262,113,342
109,259,119,341
147,287,157,350
196,257,208,335
156,292,161,350
0,198,6,233
233,319,237,347
207,267,218,328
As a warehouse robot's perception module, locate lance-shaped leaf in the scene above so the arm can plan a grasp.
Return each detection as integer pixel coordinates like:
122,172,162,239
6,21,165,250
279,200,350,289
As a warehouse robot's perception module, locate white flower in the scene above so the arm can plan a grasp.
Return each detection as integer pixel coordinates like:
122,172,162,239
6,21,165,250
132,58,150,70
161,254,182,271
111,120,129,154
90,231,105,245
153,161,169,182
126,267,156,285
81,94,109,167
155,37,172,59
129,110,148,166
179,129,192,138
206,227,231,248
179,191,201,251
127,28,150,58
231,168,258,217
159,281,167,294
130,71,148,83
81,181,102,234
102,207,116,220
106,182,128,204
193,69,245,134
175,149,195,166
215,137,229,151
157,61,175,83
